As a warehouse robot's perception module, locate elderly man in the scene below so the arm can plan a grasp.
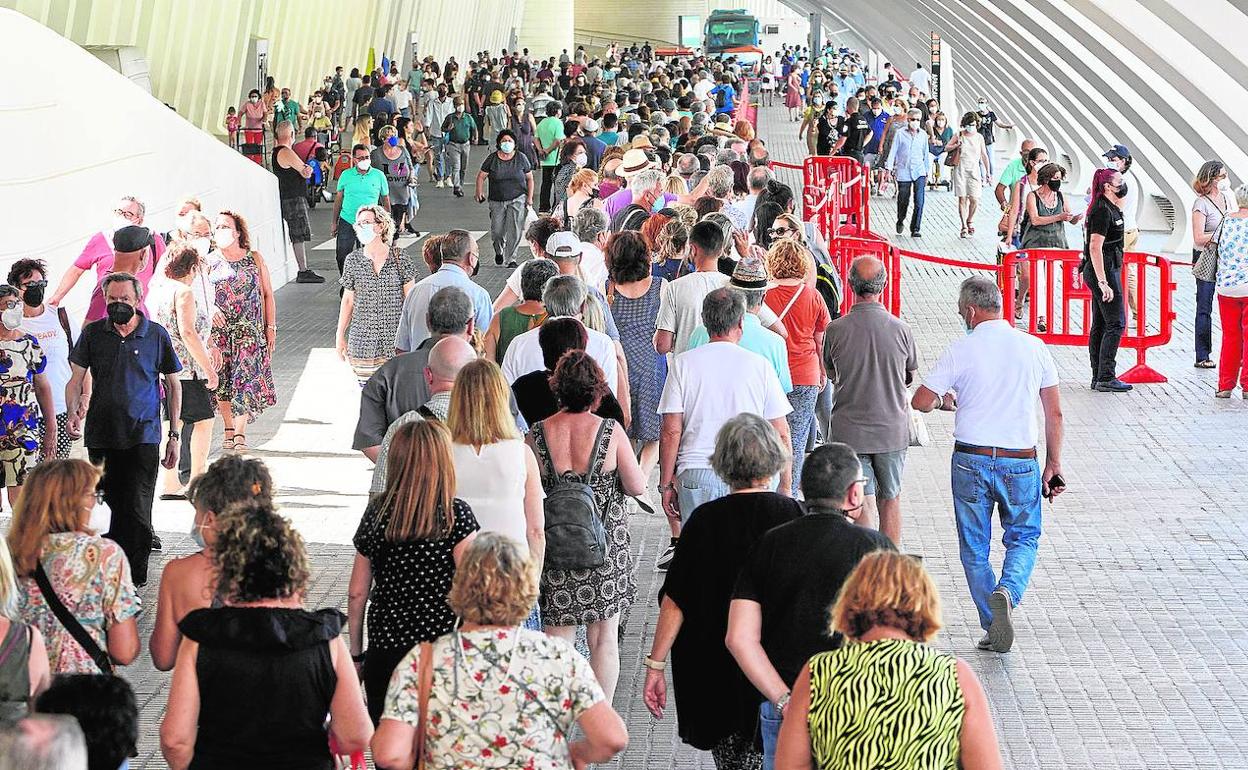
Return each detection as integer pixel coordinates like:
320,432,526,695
50,200,166,322
395,230,491,352
66,273,182,586
0,715,88,769
658,288,792,527
913,276,1065,654
726,442,895,768
824,256,917,543
674,153,700,190
370,335,477,493
542,230,620,340
886,108,928,237
501,275,626,407
272,121,324,283
355,286,474,461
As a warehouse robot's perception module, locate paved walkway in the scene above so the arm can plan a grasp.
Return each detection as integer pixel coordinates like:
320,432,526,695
110,106,1248,769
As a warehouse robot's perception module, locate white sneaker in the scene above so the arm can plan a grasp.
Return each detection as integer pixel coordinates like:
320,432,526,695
436,179,445,188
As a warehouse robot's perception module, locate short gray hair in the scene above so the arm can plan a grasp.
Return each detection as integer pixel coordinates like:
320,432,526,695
0,715,89,770
543,275,588,318
711,413,790,489
572,207,608,243
733,286,766,310
702,287,745,336
631,168,664,193
519,258,559,302
427,286,473,334
1236,183,1248,209
715,148,739,165
958,275,1002,313
676,153,699,175
747,166,773,192
848,255,887,297
101,271,143,301
275,120,294,139
705,165,735,198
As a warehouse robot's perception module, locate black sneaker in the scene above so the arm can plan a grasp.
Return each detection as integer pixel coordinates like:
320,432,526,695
895,220,904,235
453,187,464,198
506,260,518,268
151,534,163,552
1094,378,1133,392
295,269,326,284
495,254,504,266
911,231,921,238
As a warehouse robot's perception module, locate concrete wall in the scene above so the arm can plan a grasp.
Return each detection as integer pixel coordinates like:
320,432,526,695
575,0,810,49
1,0,525,139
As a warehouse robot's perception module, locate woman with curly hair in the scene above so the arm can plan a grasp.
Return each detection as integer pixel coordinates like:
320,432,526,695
161,500,372,770
776,551,1002,769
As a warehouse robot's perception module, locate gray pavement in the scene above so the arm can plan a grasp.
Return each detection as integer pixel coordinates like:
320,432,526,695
115,112,1248,769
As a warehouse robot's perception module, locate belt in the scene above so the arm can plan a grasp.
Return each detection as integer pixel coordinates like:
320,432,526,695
954,443,1036,459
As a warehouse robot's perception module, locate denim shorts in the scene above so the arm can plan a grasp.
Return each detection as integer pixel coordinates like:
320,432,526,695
858,449,907,500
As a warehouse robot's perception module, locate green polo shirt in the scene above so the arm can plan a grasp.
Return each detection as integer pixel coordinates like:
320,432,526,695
536,115,565,166
336,167,388,224
997,156,1026,188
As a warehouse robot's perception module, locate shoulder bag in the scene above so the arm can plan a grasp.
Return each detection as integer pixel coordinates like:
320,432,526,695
1193,218,1224,283
34,562,114,674
942,140,960,168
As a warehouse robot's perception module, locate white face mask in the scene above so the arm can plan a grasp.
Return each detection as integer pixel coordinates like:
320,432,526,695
1218,178,1231,191
357,159,372,171
499,141,516,153
355,224,378,244
175,213,194,233
1,305,23,330
249,96,259,103
87,499,112,534
111,215,131,233
190,237,212,257
573,153,587,168
215,228,236,249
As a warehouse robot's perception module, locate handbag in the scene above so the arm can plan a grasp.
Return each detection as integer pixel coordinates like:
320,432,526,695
942,144,960,168
34,562,113,674
1193,219,1224,283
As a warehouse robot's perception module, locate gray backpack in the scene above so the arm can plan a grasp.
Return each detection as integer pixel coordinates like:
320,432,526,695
535,419,612,571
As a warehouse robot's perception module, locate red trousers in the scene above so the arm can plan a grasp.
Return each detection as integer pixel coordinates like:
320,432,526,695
1217,294,1248,391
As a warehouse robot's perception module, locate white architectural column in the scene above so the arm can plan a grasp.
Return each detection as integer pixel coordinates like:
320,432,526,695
519,0,574,56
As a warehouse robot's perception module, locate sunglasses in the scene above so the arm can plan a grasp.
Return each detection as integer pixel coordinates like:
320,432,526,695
768,227,795,237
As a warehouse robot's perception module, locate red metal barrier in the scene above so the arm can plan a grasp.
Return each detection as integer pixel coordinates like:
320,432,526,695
824,235,903,317
1000,249,1176,383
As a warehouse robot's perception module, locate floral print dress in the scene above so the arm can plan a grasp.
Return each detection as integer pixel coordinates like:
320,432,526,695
17,532,140,673
213,251,276,418
383,628,604,770
0,334,46,486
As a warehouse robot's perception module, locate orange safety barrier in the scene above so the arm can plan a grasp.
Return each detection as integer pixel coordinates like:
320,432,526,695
1000,249,1176,384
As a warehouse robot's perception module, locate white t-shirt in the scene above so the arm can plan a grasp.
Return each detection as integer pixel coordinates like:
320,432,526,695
657,341,792,473
694,79,714,102
21,305,74,413
909,67,931,95
392,87,413,111
921,320,1058,449
453,439,537,547
655,271,781,355
501,319,619,395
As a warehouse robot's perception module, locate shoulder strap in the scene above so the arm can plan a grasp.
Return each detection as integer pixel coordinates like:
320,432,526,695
531,422,556,480
56,307,74,346
34,562,113,674
0,622,26,669
588,418,614,483
414,640,434,770
776,283,805,323
416,404,439,421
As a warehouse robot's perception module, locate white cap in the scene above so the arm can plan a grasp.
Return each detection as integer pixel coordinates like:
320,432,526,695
546,231,584,259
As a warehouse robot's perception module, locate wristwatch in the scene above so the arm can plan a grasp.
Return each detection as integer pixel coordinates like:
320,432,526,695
168,430,181,439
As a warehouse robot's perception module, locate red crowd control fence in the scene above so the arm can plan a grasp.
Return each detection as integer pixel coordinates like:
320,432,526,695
825,235,903,316
1000,249,1176,383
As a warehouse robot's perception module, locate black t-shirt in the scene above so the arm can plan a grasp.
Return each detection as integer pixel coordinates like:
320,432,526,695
977,110,998,144
660,492,803,749
732,510,895,686
838,112,871,154
1083,197,1125,270
512,370,625,426
816,115,837,155
480,151,533,201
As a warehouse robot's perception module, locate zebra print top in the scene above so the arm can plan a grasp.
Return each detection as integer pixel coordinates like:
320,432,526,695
807,638,965,769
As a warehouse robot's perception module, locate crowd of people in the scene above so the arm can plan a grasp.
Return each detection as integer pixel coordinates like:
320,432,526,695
0,30,1238,770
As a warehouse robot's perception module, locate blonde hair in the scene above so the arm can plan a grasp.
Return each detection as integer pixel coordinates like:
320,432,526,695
580,293,607,334
831,551,942,642
448,360,518,446
663,174,688,196
352,116,373,147
379,420,456,541
0,538,17,619
568,168,598,196
7,460,101,575
354,204,395,244
447,532,539,625
766,238,813,280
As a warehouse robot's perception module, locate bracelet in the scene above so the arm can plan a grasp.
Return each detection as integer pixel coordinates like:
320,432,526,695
168,430,181,439
658,482,675,492
775,691,792,713
643,656,666,671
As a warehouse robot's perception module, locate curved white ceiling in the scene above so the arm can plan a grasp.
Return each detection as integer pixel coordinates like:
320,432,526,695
784,0,1248,250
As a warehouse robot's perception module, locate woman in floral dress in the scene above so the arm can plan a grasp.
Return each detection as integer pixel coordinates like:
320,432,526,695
0,285,54,503
211,211,277,452
526,351,646,705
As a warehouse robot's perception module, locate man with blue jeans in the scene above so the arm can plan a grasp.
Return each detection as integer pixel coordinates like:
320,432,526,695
886,108,929,237
913,276,1065,653
726,443,894,769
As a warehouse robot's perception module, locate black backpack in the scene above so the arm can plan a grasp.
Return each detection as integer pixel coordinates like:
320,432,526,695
815,261,843,320
536,420,611,572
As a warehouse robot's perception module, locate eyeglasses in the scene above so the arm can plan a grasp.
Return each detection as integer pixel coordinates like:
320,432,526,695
768,227,794,237
113,208,139,221
90,489,105,504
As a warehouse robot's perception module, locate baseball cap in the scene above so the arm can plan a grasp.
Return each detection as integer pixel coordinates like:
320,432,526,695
546,231,584,259
582,118,600,132
1102,144,1131,160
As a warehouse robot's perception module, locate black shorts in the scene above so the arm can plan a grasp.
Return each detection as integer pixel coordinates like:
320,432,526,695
179,378,217,423
280,196,312,243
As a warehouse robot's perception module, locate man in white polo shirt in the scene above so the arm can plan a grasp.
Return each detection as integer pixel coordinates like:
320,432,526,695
658,288,792,528
912,276,1065,654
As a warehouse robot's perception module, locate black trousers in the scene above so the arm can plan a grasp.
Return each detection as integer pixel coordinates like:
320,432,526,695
539,165,558,213
89,444,160,585
1083,264,1125,383
362,645,414,724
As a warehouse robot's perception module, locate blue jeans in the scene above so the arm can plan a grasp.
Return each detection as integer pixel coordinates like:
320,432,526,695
676,467,730,524
759,701,782,770
950,449,1042,630
428,136,446,179
1196,270,1216,362
896,176,926,233
334,220,358,276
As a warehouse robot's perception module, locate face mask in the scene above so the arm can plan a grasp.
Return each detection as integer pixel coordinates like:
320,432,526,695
314,111,323,118
387,136,399,147
249,96,259,103
573,153,587,168
499,140,516,153
190,520,208,550
1047,179,1062,192
1105,158,1122,170
469,256,480,277
455,105,464,113
1218,178,1232,191
963,310,975,334
908,120,920,130
215,228,236,248
356,159,372,171
977,103,987,112
22,284,44,308
1,306,22,330
87,499,111,534
175,213,194,233
355,224,377,244
189,237,212,257
111,215,131,234
871,108,881,116
1115,182,1129,198
892,106,903,115
106,301,135,325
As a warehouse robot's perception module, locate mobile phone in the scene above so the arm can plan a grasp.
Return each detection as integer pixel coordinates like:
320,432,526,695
1043,473,1066,499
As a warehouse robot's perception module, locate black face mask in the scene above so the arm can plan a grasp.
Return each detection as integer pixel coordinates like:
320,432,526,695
107,301,135,325
1047,179,1062,192
1115,182,1129,198
22,283,46,307
469,256,480,277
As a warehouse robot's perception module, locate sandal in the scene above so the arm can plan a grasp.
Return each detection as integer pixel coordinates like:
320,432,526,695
233,434,249,453
960,226,969,238
968,224,976,235
222,427,236,452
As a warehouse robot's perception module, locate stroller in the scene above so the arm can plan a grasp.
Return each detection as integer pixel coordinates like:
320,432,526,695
304,144,331,208
240,128,266,166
